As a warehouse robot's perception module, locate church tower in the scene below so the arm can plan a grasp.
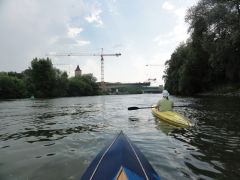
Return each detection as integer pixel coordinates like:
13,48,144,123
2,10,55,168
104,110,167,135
75,65,82,77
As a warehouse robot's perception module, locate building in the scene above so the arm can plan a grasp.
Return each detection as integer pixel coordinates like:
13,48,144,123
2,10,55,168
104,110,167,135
75,65,82,77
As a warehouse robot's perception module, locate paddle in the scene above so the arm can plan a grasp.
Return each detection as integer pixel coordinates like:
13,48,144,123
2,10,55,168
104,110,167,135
128,106,155,110
128,105,190,111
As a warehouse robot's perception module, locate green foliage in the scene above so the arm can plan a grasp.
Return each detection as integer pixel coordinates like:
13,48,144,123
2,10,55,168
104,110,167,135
68,77,86,96
22,68,35,97
52,69,69,97
0,73,27,99
30,58,56,97
68,74,99,96
164,0,240,95
0,58,99,99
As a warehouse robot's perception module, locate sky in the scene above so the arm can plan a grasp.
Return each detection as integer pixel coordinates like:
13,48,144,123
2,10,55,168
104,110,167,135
0,0,198,85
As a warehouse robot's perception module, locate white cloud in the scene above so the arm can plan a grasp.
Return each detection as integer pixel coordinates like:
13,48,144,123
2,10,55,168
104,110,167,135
162,1,175,11
150,2,190,84
0,0,86,72
75,40,91,46
85,5,103,26
82,59,100,80
108,54,147,83
49,28,90,47
67,27,83,38
107,0,119,15
48,36,59,45
154,4,188,53
174,8,186,19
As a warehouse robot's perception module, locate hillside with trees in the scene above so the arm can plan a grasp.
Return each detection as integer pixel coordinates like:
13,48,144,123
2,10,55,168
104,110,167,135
164,0,240,95
0,58,100,99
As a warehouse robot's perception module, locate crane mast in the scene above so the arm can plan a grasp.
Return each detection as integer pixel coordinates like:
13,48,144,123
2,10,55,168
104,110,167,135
101,51,104,83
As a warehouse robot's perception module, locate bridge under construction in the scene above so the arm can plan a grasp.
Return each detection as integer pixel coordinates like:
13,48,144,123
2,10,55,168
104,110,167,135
103,82,163,94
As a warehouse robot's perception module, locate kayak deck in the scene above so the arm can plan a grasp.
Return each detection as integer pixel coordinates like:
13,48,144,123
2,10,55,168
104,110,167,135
81,131,160,180
152,107,192,128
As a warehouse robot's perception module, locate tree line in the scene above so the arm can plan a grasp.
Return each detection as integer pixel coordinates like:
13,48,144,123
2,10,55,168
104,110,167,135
164,0,240,95
0,58,100,99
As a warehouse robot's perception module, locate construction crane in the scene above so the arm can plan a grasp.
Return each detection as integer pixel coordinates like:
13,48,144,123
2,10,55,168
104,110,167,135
47,48,121,88
146,64,164,66
144,78,157,84
145,64,164,86
148,78,157,82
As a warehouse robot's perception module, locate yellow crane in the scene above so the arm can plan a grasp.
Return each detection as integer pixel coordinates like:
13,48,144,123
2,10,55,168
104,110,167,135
47,48,121,88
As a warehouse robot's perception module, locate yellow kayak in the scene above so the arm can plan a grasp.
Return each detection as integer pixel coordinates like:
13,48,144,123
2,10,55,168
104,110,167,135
152,107,193,128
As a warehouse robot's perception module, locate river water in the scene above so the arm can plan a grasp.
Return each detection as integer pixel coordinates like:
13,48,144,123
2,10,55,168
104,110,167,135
0,94,240,180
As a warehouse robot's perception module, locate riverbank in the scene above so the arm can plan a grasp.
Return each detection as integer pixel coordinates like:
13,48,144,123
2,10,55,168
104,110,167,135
197,84,240,97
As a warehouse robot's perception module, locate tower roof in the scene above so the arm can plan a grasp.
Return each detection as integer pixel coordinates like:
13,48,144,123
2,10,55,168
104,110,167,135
75,65,81,71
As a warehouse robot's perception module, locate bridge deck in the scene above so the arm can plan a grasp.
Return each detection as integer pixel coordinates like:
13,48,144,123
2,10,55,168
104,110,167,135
100,82,151,89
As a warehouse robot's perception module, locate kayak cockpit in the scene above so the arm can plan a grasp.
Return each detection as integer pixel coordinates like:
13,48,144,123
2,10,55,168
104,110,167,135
81,131,160,180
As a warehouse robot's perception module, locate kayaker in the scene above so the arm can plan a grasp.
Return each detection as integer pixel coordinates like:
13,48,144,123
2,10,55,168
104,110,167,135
156,90,173,111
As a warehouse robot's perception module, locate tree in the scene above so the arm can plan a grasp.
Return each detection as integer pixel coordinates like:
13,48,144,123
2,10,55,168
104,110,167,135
0,73,27,99
30,58,56,98
52,69,69,97
68,74,99,96
164,0,240,95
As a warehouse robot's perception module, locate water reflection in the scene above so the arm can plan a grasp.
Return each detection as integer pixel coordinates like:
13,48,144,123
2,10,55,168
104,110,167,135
46,153,55,157
1,145,10,149
168,101,240,179
154,118,178,135
44,143,55,147
0,124,103,143
128,116,140,121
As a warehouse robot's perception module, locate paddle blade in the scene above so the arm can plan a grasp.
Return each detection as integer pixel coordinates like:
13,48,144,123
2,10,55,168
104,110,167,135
128,107,139,110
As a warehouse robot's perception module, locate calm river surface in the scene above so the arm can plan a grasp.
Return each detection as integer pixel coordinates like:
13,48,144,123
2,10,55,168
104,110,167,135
0,94,240,180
